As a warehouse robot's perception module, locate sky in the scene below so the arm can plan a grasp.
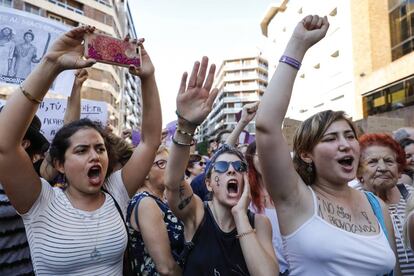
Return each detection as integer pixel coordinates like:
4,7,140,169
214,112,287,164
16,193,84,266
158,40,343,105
129,0,276,126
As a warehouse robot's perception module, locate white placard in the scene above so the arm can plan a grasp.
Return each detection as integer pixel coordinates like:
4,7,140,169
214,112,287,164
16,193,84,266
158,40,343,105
0,7,75,96
0,98,108,142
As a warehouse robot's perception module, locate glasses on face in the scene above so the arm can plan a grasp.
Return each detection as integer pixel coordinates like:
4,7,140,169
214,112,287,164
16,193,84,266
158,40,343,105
213,160,247,173
153,159,167,169
198,161,206,166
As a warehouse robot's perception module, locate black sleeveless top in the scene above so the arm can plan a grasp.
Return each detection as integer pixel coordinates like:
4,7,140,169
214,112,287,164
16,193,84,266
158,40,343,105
182,202,255,276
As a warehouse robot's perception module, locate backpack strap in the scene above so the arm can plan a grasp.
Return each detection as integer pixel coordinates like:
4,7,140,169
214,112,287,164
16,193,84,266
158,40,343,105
364,191,389,240
364,191,394,276
397,183,410,200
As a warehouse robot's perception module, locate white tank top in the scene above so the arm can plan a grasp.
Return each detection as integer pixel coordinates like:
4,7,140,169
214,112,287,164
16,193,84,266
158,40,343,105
282,187,396,275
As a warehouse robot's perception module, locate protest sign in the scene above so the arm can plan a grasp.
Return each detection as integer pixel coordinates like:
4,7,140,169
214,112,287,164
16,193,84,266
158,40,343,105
0,7,75,96
282,118,302,150
0,98,108,141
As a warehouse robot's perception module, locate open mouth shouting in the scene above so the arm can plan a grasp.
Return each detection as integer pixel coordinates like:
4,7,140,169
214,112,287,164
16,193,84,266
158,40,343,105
337,155,354,171
227,179,239,197
87,164,103,186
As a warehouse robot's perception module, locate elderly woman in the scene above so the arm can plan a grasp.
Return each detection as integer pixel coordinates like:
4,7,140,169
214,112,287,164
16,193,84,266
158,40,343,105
127,145,184,275
358,133,414,274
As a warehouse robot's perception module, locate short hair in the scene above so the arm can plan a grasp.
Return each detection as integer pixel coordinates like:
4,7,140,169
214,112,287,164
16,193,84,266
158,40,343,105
293,110,357,185
399,138,414,150
358,133,406,174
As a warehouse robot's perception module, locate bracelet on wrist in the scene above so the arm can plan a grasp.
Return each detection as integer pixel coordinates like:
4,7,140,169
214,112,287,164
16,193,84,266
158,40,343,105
19,84,42,104
172,135,195,147
175,110,199,127
176,126,194,137
236,228,256,239
279,55,301,70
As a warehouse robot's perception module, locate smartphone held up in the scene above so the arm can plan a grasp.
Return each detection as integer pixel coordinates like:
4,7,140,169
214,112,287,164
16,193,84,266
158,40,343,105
84,33,141,68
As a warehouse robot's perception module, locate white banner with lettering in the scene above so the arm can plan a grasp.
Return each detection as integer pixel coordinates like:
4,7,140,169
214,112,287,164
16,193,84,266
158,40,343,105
0,98,107,142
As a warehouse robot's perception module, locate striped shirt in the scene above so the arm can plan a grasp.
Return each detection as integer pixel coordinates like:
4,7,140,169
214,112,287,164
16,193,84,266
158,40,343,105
0,184,34,276
20,170,129,275
388,184,414,275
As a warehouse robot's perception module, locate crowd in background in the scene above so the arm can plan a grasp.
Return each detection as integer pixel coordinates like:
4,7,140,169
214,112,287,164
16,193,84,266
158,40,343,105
2,15,414,276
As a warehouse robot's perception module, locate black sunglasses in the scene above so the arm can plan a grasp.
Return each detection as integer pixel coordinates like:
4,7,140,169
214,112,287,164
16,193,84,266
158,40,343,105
153,159,167,169
198,161,206,166
213,160,247,173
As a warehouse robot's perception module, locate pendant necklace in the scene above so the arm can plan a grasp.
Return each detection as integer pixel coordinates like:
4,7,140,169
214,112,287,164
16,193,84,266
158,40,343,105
65,191,102,260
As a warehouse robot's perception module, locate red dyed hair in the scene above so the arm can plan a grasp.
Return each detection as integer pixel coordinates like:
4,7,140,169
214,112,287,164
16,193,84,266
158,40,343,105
245,141,264,213
359,133,406,173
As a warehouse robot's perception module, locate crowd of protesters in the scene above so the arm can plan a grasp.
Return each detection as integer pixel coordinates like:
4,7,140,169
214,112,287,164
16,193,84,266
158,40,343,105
2,15,414,276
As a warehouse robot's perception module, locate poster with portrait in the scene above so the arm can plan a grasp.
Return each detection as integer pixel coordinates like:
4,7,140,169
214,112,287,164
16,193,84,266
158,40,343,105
0,7,75,96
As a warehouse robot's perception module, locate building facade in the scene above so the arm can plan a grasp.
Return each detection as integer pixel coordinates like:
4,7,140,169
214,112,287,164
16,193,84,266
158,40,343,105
260,0,356,121
198,55,268,142
0,0,142,130
261,0,414,124
355,0,414,124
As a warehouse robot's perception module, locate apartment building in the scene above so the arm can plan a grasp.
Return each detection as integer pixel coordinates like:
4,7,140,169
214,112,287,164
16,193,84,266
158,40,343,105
261,0,414,124
354,0,414,125
260,0,356,121
198,56,268,142
0,0,142,130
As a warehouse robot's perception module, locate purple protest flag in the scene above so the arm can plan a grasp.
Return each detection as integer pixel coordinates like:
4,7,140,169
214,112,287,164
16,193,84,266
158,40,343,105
131,130,140,146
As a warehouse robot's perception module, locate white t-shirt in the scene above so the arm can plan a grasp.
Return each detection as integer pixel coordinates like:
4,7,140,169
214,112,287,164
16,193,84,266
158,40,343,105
21,170,130,276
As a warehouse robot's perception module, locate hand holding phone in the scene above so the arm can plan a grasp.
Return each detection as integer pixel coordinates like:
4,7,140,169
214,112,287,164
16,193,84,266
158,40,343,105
84,33,141,68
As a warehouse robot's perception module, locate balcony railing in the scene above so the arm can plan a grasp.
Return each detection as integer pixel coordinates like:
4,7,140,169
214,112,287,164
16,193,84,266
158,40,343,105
48,0,84,15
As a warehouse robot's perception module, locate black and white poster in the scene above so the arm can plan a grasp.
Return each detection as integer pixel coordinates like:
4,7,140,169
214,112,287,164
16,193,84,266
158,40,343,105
0,7,75,96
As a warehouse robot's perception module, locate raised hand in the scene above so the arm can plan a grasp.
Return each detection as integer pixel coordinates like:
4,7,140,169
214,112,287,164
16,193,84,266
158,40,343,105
176,56,219,125
44,25,96,72
240,102,259,124
292,15,330,49
74,68,88,86
232,173,252,216
127,38,155,80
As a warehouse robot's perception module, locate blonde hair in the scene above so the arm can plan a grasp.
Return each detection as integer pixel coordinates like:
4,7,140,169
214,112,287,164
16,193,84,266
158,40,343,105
292,110,357,185
404,195,414,249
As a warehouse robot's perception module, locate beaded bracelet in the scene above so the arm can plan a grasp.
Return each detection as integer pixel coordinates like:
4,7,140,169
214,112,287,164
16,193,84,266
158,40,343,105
236,228,256,239
20,84,42,104
172,135,195,147
176,127,194,137
279,55,301,70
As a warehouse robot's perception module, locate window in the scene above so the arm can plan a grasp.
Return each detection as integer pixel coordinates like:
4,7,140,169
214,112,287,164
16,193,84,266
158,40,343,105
389,0,414,60
363,75,414,116
0,0,12,7
48,13,63,23
25,3,41,15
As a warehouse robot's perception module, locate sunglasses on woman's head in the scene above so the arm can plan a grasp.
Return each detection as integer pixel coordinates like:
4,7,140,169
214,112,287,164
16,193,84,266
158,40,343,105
153,159,167,169
213,160,247,173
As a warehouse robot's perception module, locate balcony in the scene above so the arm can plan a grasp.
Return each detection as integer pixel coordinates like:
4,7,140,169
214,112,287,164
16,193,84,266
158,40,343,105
48,0,84,15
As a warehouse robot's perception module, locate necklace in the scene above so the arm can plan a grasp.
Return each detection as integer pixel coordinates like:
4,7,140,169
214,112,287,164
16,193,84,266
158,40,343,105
65,190,103,260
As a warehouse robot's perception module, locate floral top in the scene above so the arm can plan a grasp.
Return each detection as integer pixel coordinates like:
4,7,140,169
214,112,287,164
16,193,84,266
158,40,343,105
126,191,185,275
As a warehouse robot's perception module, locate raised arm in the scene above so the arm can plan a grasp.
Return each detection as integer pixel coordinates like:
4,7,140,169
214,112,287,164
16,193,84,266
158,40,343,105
40,68,88,182
255,15,329,205
165,57,218,231
0,26,96,213
225,102,259,146
121,39,162,197
232,174,278,275
64,68,87,124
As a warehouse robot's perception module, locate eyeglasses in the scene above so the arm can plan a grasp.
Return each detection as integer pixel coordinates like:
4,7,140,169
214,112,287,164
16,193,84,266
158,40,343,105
153,159,167,169
198,161,206,166
213,160,247,173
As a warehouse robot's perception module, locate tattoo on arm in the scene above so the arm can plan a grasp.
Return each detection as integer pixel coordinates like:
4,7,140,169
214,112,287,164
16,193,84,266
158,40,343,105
178,183,193,210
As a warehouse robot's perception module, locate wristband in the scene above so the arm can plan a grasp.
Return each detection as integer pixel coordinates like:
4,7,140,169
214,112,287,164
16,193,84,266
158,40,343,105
172,135,194,147
279,55,301,70
236,228,256,239
175,110,198,126
176,126,194,137
20,84,42,104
